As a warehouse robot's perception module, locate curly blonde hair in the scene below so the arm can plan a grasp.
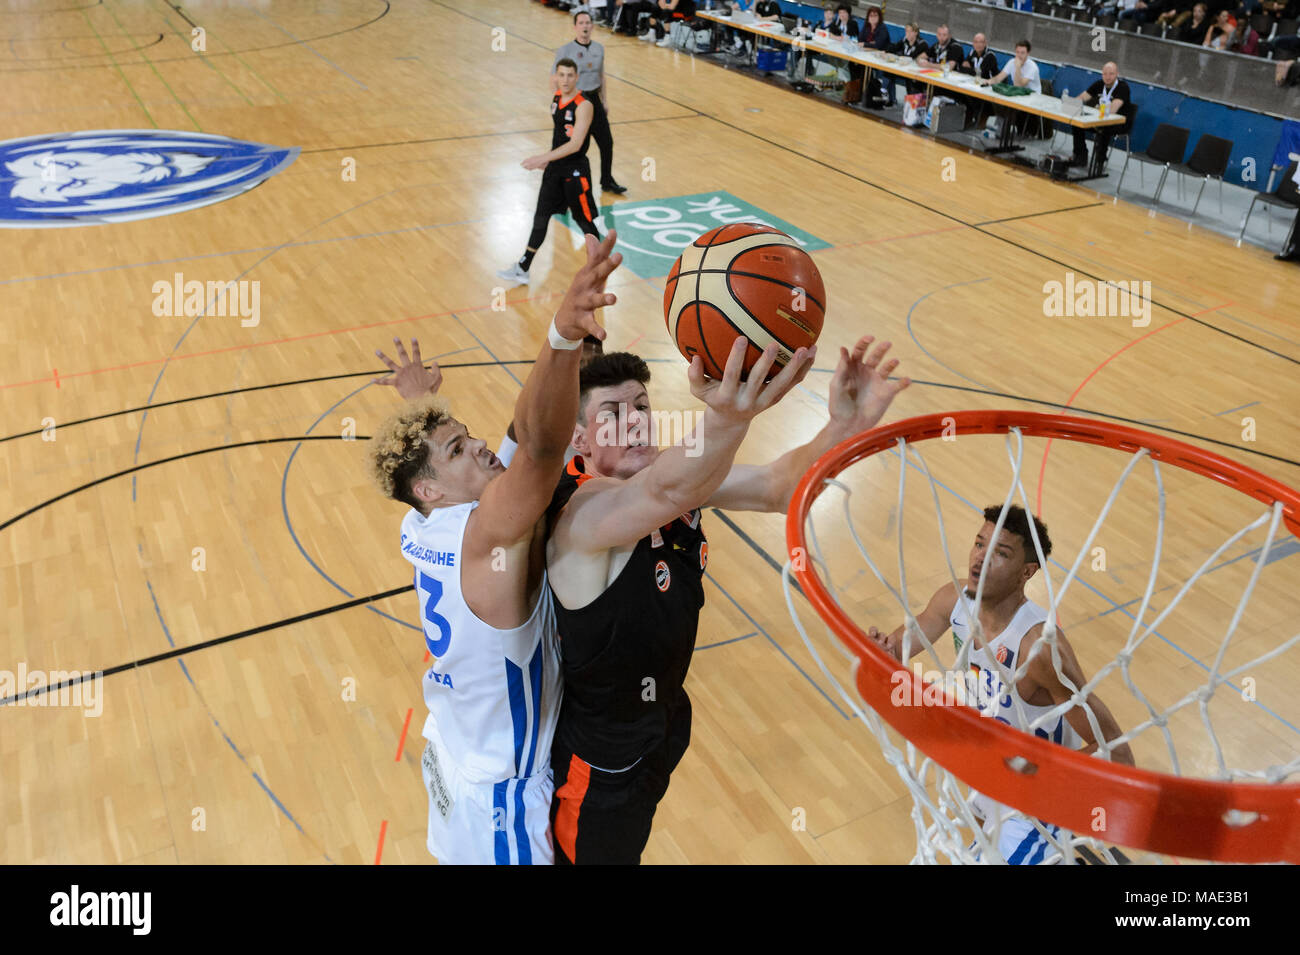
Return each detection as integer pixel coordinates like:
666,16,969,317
368,396,450,508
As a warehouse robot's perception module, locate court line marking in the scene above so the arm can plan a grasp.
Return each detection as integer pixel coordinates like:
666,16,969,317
1034,317,1188,514
704,569,851,719
990,218,1300,351
1214,401,1261,417
904,277,992,389
974,202,1107,226
1034,298,1232,513
432,0,1300,369
0,216,494,288
80,5,155,127
1,434,346,531
153,5,253,107
374,819,388,864
395,708,414,762
249,5,368,90
166,2,195,30
696,631,758,650
0,0,390,74
298,113,701,155
6,364,1297,472
102,0,201,131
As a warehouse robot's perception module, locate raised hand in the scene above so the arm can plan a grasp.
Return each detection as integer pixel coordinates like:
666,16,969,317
827,336,910,434
867,625,902,661
373,337,442,401
553,230,620,343
688,337,816,423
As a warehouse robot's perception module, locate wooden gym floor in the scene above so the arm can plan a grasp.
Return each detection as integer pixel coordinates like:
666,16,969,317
2,0,1297,864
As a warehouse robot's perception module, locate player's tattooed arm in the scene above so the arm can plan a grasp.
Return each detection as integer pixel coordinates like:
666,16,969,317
1022,628,1136,766
708,336,908,513
868,582,959,662
372,338,442,400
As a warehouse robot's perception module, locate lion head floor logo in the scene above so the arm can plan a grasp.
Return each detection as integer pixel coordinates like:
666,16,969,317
0,129,298,228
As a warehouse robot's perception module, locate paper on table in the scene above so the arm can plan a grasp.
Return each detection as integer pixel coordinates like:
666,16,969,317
1059,92,1085,117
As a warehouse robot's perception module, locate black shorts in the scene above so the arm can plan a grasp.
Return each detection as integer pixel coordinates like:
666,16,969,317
550,696,692,865
536,159,597,227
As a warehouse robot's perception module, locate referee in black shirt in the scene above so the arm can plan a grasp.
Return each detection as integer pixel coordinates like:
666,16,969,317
555,10,627,195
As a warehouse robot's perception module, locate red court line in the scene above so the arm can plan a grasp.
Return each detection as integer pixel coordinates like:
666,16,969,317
375,820,388,865
1,281,630,393
395,707,414,762
1034,318,1187,515
423,648,430,663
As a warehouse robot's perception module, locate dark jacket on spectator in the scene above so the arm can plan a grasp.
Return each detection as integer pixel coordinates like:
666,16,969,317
927,38,963,65
960,47,998,78
1178,14,1211,44
829,17,860,39
891,35,926,58
860,22,890,50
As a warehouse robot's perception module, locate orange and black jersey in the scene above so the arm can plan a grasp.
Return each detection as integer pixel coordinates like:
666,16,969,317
550,91,592,158
546,456,707,770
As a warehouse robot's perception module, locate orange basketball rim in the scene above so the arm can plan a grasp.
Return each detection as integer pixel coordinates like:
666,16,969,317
786,410,1300,863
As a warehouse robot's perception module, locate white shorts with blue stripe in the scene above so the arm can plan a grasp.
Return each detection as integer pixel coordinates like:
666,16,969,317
973,812,1063,865
421,738,554,865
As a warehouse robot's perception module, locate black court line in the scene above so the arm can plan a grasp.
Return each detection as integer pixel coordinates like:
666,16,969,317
974,202,1106,226
0,434,356,532
432,0,1300,369
710,507,804,600
0,0,389,72
0,583,414,707
0,360,530,444
4,360,1295,473
299,114,699,155
169,3,197,30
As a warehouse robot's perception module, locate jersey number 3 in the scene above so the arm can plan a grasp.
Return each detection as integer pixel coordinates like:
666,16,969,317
417,572,452,657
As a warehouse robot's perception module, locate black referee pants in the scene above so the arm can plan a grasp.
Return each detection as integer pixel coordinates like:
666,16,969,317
586,90,616,187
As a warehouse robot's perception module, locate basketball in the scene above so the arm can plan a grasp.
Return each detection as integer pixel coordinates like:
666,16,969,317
663,223,826,380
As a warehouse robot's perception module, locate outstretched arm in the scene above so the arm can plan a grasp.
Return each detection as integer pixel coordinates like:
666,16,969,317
1024,629,1136,766
868,582,960,662
708,336,910,513
552,338,814,556
472,232,618,552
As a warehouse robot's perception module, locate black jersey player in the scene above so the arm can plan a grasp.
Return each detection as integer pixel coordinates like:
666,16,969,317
544,335,910,863
498,59,601,287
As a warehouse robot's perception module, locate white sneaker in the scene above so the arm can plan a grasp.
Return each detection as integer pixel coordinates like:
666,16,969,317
496,263,529,285
656,35,673,47
639,31,656,41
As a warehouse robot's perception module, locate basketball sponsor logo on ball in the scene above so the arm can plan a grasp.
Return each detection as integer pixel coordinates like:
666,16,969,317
663,223,825,380
654,560,671,592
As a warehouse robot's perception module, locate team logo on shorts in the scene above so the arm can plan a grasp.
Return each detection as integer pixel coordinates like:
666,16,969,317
654,560,671,592
699,542,708,571
0,130,298,228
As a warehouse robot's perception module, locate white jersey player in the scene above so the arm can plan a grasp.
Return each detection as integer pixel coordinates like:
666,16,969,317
870,504,1134,864
369,232,621,864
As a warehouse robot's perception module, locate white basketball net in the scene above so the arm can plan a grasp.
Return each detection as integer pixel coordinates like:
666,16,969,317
782,424,1300,864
